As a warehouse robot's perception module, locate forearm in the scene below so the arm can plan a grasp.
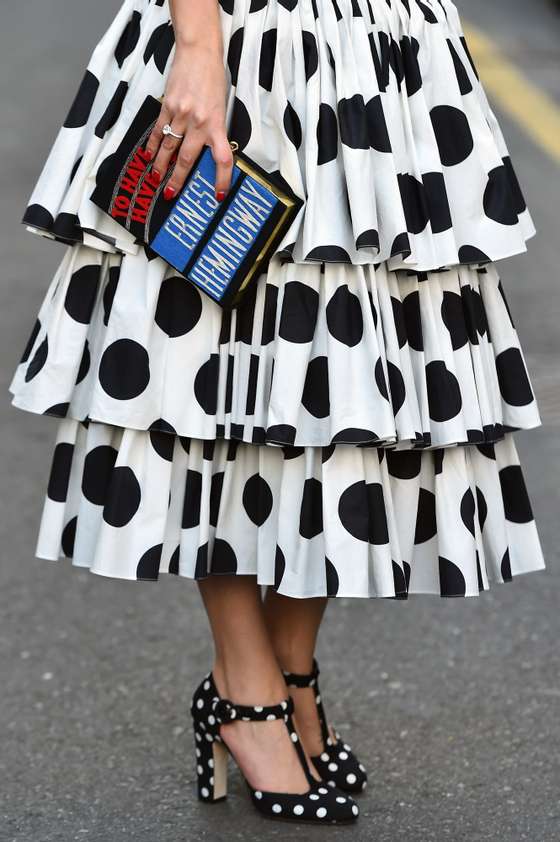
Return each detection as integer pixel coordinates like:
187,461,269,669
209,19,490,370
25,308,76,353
169,0,223,53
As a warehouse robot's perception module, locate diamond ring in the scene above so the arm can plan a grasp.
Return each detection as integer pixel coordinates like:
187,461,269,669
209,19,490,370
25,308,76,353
162,123,184,141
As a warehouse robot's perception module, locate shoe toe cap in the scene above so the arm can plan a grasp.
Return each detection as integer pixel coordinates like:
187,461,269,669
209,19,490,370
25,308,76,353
252,784,359,822
312,785,359,822
311,746,368,793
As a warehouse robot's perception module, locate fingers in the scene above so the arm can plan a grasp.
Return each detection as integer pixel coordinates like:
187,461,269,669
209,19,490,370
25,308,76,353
163,130,234,203
145,119,164,164
145,104,172,165
211,134,234,202
163,133,204,201
151,120,186,187
145,103,234,203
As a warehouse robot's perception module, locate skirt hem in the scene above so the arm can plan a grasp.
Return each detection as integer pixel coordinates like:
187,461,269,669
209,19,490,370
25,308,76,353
21,215,537,275
9,395,544,452
35,550,547,600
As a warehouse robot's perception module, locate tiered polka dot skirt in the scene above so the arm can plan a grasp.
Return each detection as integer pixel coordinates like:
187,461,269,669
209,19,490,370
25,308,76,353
9,0,547,597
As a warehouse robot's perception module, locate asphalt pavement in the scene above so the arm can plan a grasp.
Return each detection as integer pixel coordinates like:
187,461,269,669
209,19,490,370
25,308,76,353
1,2,559,840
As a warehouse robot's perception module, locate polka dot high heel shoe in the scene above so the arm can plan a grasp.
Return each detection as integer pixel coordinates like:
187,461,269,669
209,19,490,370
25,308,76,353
283,659,368,794
190,672,359,824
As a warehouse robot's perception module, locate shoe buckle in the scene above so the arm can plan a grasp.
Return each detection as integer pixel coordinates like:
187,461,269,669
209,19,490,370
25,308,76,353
213,697,237,723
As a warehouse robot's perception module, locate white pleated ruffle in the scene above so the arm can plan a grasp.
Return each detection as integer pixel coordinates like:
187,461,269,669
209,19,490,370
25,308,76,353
9,244,541,449
36,417,546,598
22,0,535,270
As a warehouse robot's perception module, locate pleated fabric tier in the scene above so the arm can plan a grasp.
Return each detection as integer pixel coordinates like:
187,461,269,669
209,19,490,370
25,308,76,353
10,0,547,597
10,245,543,450
33,417,543,598
22,0,534,270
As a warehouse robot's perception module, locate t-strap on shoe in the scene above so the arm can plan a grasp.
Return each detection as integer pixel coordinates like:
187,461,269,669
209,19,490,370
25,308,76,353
190,672,359,824
283,658,368,793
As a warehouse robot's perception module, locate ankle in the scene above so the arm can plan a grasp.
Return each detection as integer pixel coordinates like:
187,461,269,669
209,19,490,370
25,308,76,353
271,642,315,676
212,660,287,707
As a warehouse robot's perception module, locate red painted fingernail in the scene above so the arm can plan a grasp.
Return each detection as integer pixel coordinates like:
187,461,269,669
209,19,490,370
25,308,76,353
145,147,154,161
164,185,176,201
216,190,226,202
151,169,161,185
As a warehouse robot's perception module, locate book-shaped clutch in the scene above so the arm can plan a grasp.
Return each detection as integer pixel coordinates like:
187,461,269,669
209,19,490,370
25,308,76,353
90,95,303,308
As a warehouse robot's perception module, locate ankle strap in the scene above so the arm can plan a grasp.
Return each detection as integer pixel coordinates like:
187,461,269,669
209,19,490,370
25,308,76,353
211,694,294,725
282,658,320,688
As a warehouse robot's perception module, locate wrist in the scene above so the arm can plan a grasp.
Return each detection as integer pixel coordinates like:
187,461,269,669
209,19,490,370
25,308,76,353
174,32,223,56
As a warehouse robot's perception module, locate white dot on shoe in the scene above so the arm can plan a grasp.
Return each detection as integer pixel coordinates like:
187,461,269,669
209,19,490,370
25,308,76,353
293,805,304,815
201,787,209,798
203,681,210,691
196,748,201,758
346,773,357,784
318,787,328,795
208,715,215,725
338,751,348,760
196,699,204,709
316,695,321,703
209,776,214,785
254,705,263,712
320,752,329,762
336,796,347,804
197,765,203,775
281,701,288,709
208,759,214,768
352,804,359,816
327,780,336,788
272,803,282,814
328,763,338,772
359,763,366,772
254,791,262,800
205,734,213,742
309,794,319,801
344,743,351,751
266,714,276,720
316,807,327,818
291,732,298,742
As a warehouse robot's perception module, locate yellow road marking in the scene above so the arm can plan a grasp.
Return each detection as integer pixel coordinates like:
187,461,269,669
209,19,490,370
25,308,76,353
463,22,560,165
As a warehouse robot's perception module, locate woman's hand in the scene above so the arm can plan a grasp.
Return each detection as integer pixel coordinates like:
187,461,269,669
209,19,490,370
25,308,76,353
145,43,233,202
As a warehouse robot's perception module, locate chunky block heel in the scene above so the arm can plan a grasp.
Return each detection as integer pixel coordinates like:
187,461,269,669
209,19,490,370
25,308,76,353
194,725,229,802
190,672,359,824
283,659,368,794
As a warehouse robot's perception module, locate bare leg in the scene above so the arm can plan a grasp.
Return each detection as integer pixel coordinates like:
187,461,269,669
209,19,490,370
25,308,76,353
263,588,328,757
197,575,320,793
